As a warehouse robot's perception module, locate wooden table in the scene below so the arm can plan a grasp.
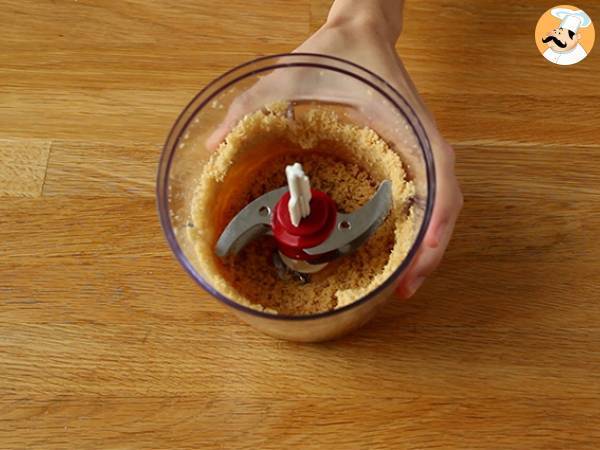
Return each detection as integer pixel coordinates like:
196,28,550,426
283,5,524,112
2,1,599,448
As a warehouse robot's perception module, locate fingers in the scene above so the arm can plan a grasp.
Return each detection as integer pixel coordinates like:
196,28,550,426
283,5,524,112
205,92,254,150
396,227,455,300
205,72,288,150
396,140,463,299
425,146,462,249
395,219,455,300
205,60,374,151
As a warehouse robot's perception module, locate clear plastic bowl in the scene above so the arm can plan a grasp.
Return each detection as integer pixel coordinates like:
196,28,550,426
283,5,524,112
157,53,435,342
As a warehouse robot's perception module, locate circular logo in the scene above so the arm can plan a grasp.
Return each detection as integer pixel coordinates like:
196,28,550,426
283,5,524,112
535,5,595,65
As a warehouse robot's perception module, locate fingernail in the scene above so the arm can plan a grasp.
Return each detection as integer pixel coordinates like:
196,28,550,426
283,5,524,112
407,276,426,298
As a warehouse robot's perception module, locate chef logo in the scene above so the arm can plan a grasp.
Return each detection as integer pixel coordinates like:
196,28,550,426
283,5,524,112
535,5,594,65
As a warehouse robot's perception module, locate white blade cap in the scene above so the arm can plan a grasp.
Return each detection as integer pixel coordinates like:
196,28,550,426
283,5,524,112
285,163,312,227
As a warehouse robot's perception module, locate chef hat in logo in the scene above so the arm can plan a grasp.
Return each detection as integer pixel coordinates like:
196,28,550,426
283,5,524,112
551,7,592,33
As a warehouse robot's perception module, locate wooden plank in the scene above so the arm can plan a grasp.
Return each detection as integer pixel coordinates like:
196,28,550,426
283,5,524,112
3,12,598,98
3,1,599,146
0,0,309,144
454,145,600,197
5,80,596,147
450,144,600,264
1,252,598,329
430,94,600,147
0,140,51,197
1,0,309,51
40,141,600,198
0,397,598,450
0,323,599,402
0,87,191,144
4,149,593,259
0,254,223,324
0,47,290,91
0,197,167,258
43,141,158,197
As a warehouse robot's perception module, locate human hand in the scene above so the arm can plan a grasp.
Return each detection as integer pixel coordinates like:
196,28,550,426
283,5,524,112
299,7,463,300
207,1,462,300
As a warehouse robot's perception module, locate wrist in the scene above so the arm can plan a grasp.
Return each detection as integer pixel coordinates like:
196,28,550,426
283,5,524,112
325,0,404,44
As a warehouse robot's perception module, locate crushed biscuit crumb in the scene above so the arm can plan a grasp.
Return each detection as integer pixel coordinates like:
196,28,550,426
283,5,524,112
188,102,417,315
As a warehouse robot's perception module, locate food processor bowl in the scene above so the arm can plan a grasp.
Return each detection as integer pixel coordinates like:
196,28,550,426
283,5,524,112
157,53,435,342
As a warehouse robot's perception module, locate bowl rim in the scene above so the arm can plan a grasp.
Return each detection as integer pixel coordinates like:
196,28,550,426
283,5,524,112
157,52,436,321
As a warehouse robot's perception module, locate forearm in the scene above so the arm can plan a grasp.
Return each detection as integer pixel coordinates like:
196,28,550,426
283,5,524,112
326,0,405,43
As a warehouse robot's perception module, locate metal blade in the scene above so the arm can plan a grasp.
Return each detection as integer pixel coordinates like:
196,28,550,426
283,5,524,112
215,187,288,257
303,180,392,258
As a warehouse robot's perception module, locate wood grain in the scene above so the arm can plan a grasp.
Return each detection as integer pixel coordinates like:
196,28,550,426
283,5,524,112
1,0,600,448
1,397,597,450
43,141,158,197
0,140,51,197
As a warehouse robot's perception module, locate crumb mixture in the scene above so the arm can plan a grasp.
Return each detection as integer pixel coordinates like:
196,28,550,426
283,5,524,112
188,101,416,315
